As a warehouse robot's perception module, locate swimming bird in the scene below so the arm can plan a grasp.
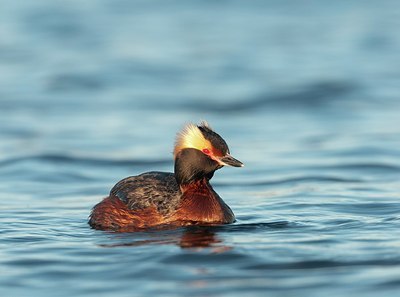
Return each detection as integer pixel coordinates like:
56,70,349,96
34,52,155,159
89,121,243,231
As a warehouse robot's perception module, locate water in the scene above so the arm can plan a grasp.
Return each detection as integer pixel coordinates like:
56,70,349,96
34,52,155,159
1,1,400,296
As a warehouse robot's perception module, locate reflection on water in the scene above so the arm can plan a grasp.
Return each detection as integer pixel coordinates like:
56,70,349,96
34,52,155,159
99,227,230,251
1,0,400,297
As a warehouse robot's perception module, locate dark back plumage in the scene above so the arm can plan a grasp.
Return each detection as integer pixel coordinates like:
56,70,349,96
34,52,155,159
110,172,181,215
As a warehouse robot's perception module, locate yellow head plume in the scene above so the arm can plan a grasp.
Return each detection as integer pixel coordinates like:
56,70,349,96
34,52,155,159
173,122,212,158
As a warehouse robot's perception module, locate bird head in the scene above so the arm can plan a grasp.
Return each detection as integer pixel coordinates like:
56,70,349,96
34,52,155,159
174,121,243,185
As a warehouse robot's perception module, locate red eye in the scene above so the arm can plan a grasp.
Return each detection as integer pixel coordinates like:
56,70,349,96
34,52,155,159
202,148,211,155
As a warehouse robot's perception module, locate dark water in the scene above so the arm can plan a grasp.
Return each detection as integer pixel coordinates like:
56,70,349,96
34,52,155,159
1,1,400,296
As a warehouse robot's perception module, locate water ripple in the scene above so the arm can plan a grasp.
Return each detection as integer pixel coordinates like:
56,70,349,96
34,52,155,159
1,1,400,297
179,81,356,113
244,258,400,270
0,154,170,168
215,175,363,187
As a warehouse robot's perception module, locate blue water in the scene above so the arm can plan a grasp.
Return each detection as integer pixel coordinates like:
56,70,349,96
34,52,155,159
1,1,400,296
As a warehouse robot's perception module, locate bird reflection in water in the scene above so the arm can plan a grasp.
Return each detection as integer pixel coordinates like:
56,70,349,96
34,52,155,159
98,226,231,252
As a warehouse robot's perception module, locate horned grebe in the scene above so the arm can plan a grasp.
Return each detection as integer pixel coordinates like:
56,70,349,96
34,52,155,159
89,121,243,231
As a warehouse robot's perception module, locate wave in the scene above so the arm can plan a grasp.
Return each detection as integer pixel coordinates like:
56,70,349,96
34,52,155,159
214,175,363,188
182,81,357,113
244,258,400,270
318,163,400,172
0,154,171,168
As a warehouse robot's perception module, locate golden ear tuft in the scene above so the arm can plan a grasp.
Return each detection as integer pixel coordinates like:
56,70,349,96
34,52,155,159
174,122,212,157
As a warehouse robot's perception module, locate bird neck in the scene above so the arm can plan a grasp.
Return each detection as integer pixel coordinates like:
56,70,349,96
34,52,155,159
178,177,212,193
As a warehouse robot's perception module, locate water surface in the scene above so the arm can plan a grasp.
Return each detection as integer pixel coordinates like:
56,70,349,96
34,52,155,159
1,1,400,296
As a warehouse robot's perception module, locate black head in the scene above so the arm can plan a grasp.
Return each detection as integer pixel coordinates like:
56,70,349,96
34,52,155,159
174,121,243,185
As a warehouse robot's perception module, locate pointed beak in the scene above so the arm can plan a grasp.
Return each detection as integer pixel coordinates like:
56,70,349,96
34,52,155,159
218,154,244,167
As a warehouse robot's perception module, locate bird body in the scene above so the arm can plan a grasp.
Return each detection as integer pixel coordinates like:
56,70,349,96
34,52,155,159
89,122,242,231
